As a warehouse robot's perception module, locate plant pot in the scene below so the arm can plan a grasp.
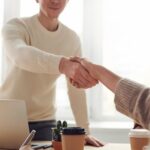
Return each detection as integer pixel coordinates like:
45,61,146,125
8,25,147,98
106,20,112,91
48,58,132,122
52,140,62,150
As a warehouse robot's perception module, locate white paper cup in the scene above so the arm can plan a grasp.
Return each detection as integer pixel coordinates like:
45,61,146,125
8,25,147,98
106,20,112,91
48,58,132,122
129,129,150,150
61,127,85,150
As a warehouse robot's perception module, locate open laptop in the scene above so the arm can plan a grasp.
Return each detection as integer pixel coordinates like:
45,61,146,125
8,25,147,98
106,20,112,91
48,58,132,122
0,100,29,149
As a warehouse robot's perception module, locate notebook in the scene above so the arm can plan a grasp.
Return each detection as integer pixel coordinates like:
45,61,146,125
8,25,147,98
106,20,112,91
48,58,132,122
0,100,29,149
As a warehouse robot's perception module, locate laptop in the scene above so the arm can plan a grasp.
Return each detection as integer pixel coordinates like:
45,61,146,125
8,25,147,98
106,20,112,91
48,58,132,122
0,100,29,149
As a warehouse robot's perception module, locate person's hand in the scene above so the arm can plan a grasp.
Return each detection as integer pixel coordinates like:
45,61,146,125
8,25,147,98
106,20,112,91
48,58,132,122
59,57,98,88
85,135,105,147
70,56,100,81
70,56,121,93
19,145,33,150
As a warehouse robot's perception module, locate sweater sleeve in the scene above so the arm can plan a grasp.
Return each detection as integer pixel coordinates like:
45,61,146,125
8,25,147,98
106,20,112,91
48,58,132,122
114,79,150,129
2,19,62,74
65,39,90,134
66,78,90,134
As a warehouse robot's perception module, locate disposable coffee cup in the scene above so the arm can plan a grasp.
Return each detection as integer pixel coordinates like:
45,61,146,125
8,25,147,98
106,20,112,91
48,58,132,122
129,129,150,150
61,127,85,150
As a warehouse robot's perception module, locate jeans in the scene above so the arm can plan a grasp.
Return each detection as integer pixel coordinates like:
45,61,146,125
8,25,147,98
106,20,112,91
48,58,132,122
29,120,56,141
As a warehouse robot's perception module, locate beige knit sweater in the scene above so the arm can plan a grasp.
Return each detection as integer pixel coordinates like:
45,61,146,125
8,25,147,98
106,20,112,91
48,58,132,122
1,14,89,133
115,79,150,129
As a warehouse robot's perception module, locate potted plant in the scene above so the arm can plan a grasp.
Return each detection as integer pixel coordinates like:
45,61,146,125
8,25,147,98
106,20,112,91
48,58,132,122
52,120,67,150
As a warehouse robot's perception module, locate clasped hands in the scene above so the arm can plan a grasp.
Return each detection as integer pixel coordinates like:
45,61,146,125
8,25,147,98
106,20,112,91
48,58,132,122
59,56,98,89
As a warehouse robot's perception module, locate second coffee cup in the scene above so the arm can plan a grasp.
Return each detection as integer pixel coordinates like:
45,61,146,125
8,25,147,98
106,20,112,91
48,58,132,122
61,127,85,150
129,129,150,150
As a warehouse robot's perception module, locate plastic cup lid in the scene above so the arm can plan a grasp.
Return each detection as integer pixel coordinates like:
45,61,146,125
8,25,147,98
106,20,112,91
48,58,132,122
62,127,86,135
129,129,150,138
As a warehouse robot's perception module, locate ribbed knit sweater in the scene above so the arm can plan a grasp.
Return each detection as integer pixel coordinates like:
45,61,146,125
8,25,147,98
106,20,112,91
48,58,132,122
1,14,89,133
115,79,150,129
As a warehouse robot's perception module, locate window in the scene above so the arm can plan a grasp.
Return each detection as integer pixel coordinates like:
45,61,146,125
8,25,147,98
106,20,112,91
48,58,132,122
0,0,4,84
101,0,150,119
1,0,150,124
103,0,150,120
84,0,150,121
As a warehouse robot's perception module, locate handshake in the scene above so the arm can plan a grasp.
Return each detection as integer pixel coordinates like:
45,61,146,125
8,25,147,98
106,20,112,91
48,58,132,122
59,56,100,89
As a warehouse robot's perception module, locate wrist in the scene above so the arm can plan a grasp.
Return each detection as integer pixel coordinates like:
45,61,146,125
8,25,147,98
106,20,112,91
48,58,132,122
59,57,68,74
90,64,102,81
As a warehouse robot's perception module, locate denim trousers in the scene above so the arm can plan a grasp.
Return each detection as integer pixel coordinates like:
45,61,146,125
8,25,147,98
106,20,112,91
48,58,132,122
29,120,56,141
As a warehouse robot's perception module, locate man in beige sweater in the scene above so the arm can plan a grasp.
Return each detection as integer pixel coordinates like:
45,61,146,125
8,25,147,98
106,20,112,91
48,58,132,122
71,57,150,130
1,0,102,146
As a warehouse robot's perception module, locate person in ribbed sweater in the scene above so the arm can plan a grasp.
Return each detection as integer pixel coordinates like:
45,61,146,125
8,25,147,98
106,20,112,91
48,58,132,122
1,0,103,146
71,57,150,130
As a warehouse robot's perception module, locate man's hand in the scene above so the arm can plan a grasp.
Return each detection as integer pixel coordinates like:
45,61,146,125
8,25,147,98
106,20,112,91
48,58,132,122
70,57,99,79
70,56,121,92
69,56,101,88
85,135,105,147
59,57,98,88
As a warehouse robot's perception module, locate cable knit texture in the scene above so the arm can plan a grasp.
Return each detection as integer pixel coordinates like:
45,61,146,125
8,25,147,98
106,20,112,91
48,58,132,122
115,79,150,129
1,14,89,133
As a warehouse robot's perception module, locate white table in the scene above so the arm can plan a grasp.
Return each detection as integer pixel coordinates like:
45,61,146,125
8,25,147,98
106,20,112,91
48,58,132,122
32,141,130,150
85,143,130,150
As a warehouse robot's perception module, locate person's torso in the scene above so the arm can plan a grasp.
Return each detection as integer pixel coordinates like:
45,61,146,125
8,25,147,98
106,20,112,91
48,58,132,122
0,15,81,121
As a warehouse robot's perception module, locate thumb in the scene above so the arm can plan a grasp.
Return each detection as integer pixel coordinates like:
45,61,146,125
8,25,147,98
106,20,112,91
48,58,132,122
70,56,83,63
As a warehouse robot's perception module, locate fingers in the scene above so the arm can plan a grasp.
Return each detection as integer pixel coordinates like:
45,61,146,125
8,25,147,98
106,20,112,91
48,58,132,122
70,56,83,63
60,57,98,88
85,135,105,147
94,139,105,147
71,56,100,81
70,56,94,77
78,66,98,87
71,68,98,88
70,56,89,65
69,57,98,88
70,62,98,88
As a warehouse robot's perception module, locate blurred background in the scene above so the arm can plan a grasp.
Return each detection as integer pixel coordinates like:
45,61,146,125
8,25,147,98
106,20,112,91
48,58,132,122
1,0,150,143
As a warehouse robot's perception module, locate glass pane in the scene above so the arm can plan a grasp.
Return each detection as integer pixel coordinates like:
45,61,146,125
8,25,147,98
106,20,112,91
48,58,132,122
102,0,150,117
20,0,39,17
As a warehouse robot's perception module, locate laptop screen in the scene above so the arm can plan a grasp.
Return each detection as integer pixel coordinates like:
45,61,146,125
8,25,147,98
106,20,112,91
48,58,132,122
0,100,29,149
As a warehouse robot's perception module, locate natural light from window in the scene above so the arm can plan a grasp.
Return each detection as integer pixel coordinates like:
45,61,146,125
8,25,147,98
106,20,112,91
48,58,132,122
0,0,4,84
20,0,83,35
101,0,150,119
1,0,150,123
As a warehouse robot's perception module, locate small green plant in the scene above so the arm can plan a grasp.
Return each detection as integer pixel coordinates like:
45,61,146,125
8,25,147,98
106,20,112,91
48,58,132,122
52,120,68,141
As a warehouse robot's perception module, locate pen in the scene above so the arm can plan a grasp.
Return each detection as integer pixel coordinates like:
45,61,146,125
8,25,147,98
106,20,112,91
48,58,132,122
21,130,36,147
32,144,52,150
